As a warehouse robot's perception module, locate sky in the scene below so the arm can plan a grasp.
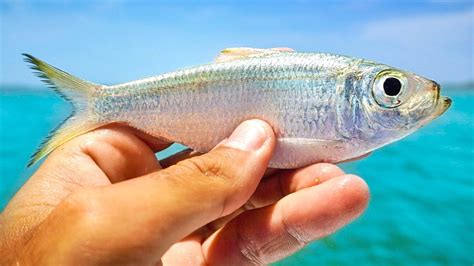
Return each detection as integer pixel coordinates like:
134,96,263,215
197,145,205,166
0,0,473,86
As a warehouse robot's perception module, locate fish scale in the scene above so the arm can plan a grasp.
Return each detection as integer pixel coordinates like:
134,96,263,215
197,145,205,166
23,48,451,168
92,54,354,168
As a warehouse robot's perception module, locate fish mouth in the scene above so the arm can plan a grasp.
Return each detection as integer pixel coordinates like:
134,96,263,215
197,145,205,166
433,81,451,117
435,96,452,117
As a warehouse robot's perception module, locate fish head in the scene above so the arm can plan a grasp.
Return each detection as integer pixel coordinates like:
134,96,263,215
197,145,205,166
348,66,451,148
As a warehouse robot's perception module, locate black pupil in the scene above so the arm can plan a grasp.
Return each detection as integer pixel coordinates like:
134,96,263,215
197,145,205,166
383,77,402,96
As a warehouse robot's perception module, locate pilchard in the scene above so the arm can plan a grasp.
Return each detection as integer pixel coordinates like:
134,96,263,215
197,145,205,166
24,47,451,168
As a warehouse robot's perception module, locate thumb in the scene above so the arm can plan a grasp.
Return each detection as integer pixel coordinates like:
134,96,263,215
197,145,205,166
35,120,275,264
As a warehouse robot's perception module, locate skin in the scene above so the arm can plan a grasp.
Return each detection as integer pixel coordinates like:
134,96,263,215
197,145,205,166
0,120,369,265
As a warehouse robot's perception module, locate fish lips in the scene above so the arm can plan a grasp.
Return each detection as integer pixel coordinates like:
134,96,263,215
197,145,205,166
433,82,451,118
436,96,452,117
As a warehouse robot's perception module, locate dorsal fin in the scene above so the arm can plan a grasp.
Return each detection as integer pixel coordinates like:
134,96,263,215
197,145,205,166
215,47,295,63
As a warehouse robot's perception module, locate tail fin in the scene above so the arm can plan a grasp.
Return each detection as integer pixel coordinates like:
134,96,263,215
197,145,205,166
23,54,104,167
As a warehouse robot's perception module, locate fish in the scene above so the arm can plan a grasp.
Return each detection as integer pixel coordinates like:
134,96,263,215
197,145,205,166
24,47,451,169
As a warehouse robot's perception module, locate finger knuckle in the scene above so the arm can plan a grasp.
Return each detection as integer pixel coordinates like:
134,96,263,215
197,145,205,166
235,213,308,265
175,149,238,185
236,223,265,265
60,188,105,231
280,214,310,246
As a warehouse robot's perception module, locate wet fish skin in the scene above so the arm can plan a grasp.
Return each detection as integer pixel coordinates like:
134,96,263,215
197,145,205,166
24,49,451,168
90,52,447,168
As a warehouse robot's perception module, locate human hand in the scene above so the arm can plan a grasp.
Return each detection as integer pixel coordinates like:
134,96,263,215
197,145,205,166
0,120,369,265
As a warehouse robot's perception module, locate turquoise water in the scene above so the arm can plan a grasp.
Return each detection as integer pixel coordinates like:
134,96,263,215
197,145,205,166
1,87,473,265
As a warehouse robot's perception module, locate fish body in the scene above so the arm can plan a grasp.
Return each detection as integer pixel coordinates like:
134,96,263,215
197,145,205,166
24,48,451,168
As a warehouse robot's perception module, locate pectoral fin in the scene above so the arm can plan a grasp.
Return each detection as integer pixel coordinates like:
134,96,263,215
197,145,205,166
215,47,295,63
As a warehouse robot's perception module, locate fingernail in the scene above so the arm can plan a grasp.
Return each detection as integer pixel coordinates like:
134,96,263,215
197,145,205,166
224,120,269,151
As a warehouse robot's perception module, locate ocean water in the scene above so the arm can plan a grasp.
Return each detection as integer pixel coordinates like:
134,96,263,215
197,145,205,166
0,86,472,265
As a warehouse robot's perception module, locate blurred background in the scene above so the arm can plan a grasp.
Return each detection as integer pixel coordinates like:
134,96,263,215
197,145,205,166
1,1,473,265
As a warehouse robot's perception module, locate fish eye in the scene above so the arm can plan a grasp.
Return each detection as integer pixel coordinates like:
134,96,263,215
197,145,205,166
372,71,407,108
383,77,402,96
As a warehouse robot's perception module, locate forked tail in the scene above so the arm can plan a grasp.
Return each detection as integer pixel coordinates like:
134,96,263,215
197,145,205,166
23,54,105,166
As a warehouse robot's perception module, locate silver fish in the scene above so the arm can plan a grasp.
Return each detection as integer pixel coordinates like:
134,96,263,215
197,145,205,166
24,47,451,168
